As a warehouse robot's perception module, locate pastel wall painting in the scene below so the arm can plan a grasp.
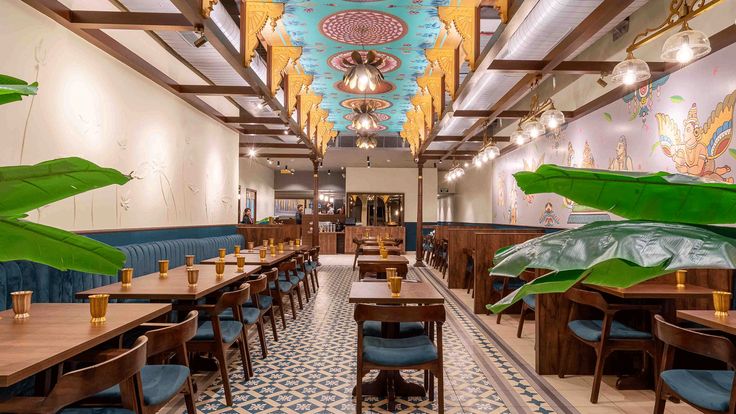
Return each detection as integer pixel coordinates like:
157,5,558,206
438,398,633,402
492,42,736,228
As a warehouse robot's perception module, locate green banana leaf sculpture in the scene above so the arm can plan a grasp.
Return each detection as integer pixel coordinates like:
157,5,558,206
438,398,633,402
1,75,130,275
488,164,736,314
514,164,736,224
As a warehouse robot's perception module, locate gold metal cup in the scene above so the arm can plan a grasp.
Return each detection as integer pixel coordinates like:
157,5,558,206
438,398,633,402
218,248,226,260
380,248,388,260
89,294,109,324
120,268,133,287
263,240,268,248
386,267,397,287
295,238,301,247
247,241,255,250
158,260,169,279
259,249,267,262
215,261,225,279
675,269,687,289
278,242,284,253
11,291,32,319
185,255,195,268
270,245,276,257
234,245,241,256
269,238,275,246
237,255,245,272
713,291,732,317
187,268,199,287
389,276,402,297
289,240,294,248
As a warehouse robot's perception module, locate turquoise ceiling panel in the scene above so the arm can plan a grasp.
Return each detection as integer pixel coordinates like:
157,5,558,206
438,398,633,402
282,0,448,133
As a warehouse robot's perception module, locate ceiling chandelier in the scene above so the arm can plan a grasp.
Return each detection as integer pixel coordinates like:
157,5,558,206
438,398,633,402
356,133,378,149
472,127,501,167
611,0,720,86
518,80,565,141
342,50,384,92
351,101,380,131
445,161,465,182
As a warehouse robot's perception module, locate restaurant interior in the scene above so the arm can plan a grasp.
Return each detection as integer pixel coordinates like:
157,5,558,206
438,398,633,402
3,0,736,413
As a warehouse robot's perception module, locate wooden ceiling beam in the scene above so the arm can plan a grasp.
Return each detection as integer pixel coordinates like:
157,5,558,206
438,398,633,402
239,126,292,135
423,150,477,156
239,143,306,149
453,109,575,118
245,153,313,158
221,116,287,125
174,85,258,96
433,135,484,142
68,11,194,31
488,60,670,74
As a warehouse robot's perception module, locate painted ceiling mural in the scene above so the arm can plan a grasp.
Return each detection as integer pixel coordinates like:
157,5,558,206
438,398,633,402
281,0,449,133
491,42,736,228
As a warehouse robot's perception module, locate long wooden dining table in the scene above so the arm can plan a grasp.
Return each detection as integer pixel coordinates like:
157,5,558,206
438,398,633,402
200,251,295,267
0,303,171,387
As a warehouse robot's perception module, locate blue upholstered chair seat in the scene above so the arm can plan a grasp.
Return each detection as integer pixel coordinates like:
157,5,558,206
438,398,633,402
362,335,437,366
492,278,524,292
661,369,734,412
363,321,424,338
269,280,293,293
295,271,306,280
305,262,317,271
193,320,243,343
568,320,652,342
245,295,273,309
61,409,134,414
220,307,261,324
94,364,189,406
522,295,536,310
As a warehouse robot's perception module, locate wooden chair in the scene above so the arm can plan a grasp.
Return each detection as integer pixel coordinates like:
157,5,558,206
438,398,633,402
354,304,446,414
253,268,280,341
423,235,433,263
516,295,535,338
438,239,449,278
653,314,736,414
264,267,288,330
187,283,252,406
0,336,148,414
306,247,320,290
462,248,474,297
493,269,535,321
559,288,659,403
222,274,270,360
295,254,312,301
277,259,301,319
352,238,364,271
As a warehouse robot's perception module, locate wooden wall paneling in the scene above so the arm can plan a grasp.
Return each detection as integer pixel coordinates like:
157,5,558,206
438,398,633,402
447,227,488,289
319,233,338,254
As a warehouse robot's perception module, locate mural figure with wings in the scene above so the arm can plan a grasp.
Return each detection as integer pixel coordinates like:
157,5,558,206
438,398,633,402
655,90,735,183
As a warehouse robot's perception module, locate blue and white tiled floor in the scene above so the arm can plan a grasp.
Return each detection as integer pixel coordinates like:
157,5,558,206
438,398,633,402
163,256,579,413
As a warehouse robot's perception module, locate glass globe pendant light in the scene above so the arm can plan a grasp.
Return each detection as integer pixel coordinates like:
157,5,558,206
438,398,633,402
522,118,545,139
661,24,710,63
611,52,651,86
483,143,500,160
511,126,530,146
540,104,565,129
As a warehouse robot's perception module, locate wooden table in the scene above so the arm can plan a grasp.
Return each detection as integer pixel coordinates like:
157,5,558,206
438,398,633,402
200,252,294,267
591,283,715,320
677,310,736,335
0,303,171,387
357,255,409,279
349,281,443,408
360,245,402,256
363,239,399,247
76,264,261,301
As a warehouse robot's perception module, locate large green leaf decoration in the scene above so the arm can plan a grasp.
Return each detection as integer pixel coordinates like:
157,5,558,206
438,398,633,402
488,270,587,313
0,157,131,217
514,164,736,224
0,218,126,275
0,74,38,106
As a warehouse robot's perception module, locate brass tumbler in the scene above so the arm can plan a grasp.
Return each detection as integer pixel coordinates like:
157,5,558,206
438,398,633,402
215,261,225,279
218,248,226,260
247,241,255,250
389,276,402,298
185,255,195,268
295,238,301,247
380,248,388,260
259,249,267,262
278,242,284,253
713,291,732,317
262,240,268,248
121,268,133,287
234,245,241,256
386,267,397,287
270,245,276,257
237,255,246,272
187,268,199,287
158,260,169,279
89,294,109,324
11,291,32,319
269,238,274,246
675,269,687,288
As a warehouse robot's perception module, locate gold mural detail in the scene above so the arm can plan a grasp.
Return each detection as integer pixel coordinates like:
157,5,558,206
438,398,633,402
201,0,219,18
297,92,322,133
438,6,480,70
267,45,302,97
412,92,434,133
284,73,313,116
494,0,509,23
417,72,445,117
309,107,328,141
241,0,284,67
316,118,336,156
401,110,421,155
425,47,459,99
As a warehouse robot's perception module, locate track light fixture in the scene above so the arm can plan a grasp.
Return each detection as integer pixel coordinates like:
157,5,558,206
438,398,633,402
193,25,208,48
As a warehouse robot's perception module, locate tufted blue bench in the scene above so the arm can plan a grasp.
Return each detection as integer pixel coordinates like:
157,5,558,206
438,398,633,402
0,234,245,310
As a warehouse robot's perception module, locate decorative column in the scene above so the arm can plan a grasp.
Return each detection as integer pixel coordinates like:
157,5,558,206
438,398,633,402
415,162,425,267
312,159,320,248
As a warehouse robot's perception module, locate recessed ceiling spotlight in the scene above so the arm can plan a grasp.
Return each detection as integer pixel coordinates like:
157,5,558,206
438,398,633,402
248,148,257,158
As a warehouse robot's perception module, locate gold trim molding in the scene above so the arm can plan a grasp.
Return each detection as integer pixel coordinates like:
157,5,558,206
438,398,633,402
417,72,445,117
267,45,302,97
297,92,322,133
425,47,459,99
201,0,218,18
284,73,313,116
438,6,480,70
241,0,284,67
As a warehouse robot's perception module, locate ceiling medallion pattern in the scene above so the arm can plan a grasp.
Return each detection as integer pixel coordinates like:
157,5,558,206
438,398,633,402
328,50,401,73
341,97,392,110
320,10,408,45
335,80,395,94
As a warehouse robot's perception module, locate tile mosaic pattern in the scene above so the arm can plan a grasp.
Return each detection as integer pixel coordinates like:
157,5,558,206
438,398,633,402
166,265,573,413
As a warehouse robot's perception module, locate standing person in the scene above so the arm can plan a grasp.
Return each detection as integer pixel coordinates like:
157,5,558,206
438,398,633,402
295,204,304,224
326,202,335,214
240,208,254,224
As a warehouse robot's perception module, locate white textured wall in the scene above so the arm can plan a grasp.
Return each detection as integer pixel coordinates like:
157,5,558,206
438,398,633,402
239,159,275,220
0,2,239,231
444,164,494,224
345,167,438,222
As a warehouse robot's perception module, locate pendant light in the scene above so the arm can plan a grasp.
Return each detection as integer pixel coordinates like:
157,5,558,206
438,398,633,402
351,101,380,131
522,118,545,139
611,52,651,86
356,133,378,149
661,24,711,63
511,126,530,146
540,104,565,129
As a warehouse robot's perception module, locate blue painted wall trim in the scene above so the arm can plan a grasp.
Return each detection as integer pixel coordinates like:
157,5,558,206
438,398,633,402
79,225,238,246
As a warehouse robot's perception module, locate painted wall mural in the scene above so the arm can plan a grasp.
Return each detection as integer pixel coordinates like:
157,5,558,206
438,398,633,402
491,43,736,228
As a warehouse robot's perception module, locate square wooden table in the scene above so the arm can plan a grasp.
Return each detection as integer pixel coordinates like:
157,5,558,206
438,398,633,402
201,252,294,267
349,281,444,304
75,264,261,301
357,255,409,279
677,310,736,335
0,303,171,387
590,283,715,320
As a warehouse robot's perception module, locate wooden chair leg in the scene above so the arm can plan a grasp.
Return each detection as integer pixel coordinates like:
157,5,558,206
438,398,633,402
256,318,268,358
288,292,298,319
653,379,667,414
303,279,311,301
516,304,528,338
277,301,287,329
590,348,606,403
355,367,363,414
437,368,444,414
214,346,233,406
183,376,196,414
240,330,254,379
313,269,319,288
295,285,304,310
267,308,279,341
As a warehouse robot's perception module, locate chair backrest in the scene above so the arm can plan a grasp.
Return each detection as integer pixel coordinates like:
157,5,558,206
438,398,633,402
278,259,297,273
144,310,198,359
248,273,268,295
295,254,305,269
214,283,251,315
654,314,736,368
308,248,317,262
354,304,445,324
564,288,610,312
313,246,320,260
44,336,148,412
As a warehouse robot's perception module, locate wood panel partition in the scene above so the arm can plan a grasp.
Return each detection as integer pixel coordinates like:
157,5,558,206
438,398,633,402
344,226,406,253
446,227,491,289
237,224,301,245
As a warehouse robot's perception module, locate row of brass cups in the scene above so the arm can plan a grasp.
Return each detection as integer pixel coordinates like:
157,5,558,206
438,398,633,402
385,268,402,297
10,291,109,323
